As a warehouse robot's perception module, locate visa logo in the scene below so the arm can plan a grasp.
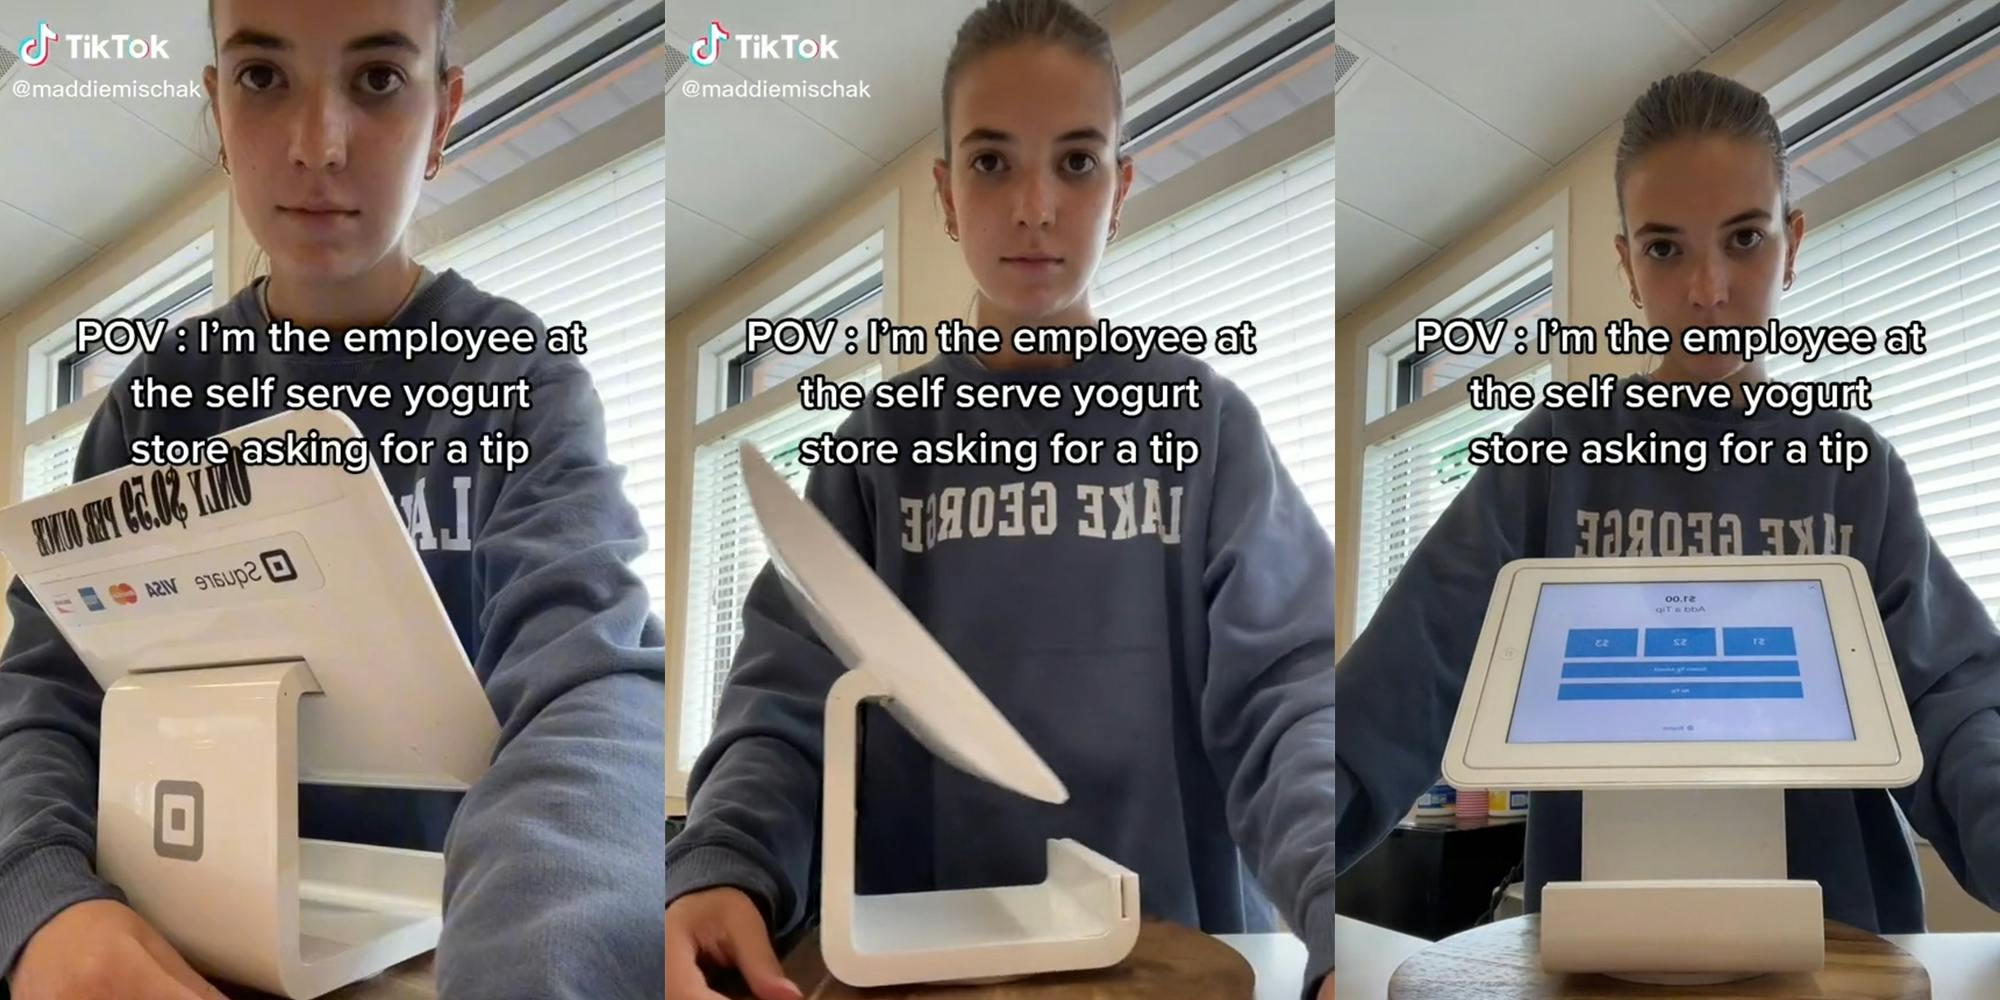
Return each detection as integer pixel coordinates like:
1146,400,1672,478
145,578,178,598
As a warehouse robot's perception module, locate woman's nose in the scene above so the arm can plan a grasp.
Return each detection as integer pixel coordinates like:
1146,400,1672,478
1012,170,1055,229
1685,250,1730,310
289,88,349,171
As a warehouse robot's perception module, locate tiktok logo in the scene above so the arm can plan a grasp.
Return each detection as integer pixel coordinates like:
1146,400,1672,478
18,21,58,67
690,21,729,67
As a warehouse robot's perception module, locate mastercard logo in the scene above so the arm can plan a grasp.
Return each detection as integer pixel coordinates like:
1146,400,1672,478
109,583,138,606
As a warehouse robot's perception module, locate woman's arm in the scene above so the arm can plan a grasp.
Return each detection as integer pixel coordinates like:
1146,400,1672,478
432,356,667,1000
1194,385,1337,998
1868,443,2000,909
0,394,132,976
1334,409,1551,873
664,443,872,941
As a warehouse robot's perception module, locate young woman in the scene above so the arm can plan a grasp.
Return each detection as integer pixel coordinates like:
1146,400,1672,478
665,1,1335,999
1335,70,2000,937
0,3,665,998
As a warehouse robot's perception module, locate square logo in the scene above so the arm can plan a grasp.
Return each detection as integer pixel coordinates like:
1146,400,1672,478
260,549,298,583
153,780,203,861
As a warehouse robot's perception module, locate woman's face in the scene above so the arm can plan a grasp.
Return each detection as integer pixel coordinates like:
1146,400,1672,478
1615,134,1806,381
204,0,462,281
934,42,1133,324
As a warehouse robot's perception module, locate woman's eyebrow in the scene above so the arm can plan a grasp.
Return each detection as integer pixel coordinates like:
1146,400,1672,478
218,29,421,56
1633,209,1773,237
957,126,1111,147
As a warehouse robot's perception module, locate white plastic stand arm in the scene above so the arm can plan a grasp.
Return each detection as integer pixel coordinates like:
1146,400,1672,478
98,661,447,999
818,667,1140,987
1540,787,1824,984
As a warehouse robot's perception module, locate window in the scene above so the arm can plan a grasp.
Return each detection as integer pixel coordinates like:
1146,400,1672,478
726,269,884,408
21,235,216,501
418,142,669,620
1355,364,1553,628
677,365,883,776
21,423,90,502
1352,224,1560,630
1093,140,1336,535
1767,137,2000,614
696,236,886,422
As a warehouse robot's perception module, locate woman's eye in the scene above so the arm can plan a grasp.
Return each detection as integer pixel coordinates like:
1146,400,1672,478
970,151,1004,174
236,64,282,92
1063,151,1098,174
1645,240,1679,260
357,66,407,96
1730,229,1766,251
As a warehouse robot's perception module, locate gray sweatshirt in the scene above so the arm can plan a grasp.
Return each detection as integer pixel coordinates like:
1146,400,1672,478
0,271,667,999
666,349,1338,994
1335,374,2000,932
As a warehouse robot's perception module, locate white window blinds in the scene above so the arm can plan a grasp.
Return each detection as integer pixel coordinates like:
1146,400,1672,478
1769,139,2000,615
21,422,89,501
1356,364,1552,628
419,142,668,619
677,365,883,774
1092,141,1336,535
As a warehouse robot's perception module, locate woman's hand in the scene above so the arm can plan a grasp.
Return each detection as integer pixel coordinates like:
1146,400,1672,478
665,887,802,1000
7,899,228,1000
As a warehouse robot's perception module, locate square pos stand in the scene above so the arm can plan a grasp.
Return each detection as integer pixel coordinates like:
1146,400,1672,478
1438,557,1924,985
0,410,501,998
739,443,1141,987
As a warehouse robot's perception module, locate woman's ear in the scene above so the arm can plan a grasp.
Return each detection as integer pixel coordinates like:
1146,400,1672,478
1783,208,1806,288
428,67,467,180
1613,233,1640,309
1110,155,1135,241
202,65,223,167
932,158,958,241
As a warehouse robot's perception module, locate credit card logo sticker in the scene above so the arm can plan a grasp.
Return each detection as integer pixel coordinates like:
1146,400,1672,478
144,578,177,598
78,587,104,611
110,583,138,605
52,595,73,614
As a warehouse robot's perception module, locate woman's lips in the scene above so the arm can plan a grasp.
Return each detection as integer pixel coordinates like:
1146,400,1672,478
278,206,361,233
1002,255,1064,273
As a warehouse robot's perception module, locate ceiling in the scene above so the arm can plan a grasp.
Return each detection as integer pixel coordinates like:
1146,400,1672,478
663,0,1120,322
0,0,215,326
1335,0,1788,318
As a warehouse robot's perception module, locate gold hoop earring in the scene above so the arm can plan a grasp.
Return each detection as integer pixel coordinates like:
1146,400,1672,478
947,224,959,243
424,161,440,181
219,150,229,175
1630,290,1643,309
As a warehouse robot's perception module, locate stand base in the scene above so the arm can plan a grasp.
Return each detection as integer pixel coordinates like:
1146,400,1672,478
98,662,447,999
1390,916,1930,999
1542,879,1824,979
819,668,1141,987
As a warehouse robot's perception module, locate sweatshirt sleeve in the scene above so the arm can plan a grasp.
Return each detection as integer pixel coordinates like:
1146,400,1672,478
1334,409,1551,874
433,357,668,1000
1866,441,2000,910
0,394,134,977
1196,386,1337,997
663,450,871,939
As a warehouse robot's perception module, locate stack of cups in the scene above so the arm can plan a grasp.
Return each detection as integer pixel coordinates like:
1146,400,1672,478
1454,787,1488,820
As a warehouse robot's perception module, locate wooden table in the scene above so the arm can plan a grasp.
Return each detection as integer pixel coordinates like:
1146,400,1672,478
713,926,1311,1000
221,954,435,1000
1336,916,2000,999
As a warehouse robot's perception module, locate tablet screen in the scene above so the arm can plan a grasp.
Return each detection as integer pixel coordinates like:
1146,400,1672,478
1506,580,1855,743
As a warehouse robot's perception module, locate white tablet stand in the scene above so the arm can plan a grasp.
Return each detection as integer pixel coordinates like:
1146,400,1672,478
818,668,1140,986
1437,557,1923,985
1542,786,1822,983
98,661,446,999
0,409,500,1000
738,442,1140,987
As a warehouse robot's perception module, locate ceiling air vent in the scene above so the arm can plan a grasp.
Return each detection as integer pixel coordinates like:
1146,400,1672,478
1333,41,1362,92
